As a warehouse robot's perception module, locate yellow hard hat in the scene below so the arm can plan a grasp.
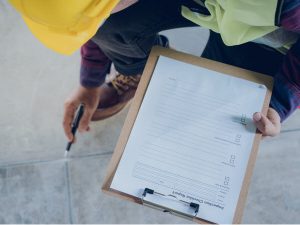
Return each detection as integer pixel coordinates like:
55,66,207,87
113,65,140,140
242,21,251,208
9,0,120,55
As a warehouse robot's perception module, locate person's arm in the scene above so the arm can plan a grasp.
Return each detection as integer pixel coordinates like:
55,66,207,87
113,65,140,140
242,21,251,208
250,41,300,136
63,40,111,142
270,2,300,121
252,3,300,136
270,39,300,122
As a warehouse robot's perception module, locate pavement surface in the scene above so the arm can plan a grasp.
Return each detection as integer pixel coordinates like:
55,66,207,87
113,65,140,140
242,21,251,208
1,1,300,223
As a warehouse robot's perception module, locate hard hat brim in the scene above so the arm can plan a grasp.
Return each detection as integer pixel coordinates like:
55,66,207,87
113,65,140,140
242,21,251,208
23,15,102,55
10,0,120,55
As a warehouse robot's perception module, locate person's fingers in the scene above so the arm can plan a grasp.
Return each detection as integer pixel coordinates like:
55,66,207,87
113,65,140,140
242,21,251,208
78,109,93,132
267,108,281,127
63,101,79,141
253,111,280,137
253,112,273,136
63,85,100,137
266,108,281,136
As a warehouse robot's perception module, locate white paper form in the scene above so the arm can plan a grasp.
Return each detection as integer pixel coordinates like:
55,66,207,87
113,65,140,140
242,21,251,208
111,56,267,224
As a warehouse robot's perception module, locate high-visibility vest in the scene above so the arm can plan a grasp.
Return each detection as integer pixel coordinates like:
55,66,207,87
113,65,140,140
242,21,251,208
182,0,299,53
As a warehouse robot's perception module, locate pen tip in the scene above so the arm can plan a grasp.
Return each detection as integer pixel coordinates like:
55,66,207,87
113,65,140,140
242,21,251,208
64,151,68,158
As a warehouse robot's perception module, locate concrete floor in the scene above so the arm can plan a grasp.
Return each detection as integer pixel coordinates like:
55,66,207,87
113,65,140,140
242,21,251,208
1,1,300,223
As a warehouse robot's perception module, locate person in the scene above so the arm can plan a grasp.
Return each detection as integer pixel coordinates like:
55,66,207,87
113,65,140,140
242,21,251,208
9,0,300,144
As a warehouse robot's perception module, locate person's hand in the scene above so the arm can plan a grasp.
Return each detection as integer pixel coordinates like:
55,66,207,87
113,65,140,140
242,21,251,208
253,107,281,137
63,85,101,142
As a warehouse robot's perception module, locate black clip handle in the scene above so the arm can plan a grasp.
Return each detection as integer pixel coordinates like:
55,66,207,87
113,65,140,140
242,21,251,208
190,202,199,214
142,188,200,216
143,188,154,197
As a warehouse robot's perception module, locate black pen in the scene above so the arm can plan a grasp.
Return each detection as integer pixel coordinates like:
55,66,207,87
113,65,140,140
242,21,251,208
65,104,85,157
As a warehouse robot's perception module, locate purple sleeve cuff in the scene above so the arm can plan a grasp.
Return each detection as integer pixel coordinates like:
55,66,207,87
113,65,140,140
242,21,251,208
270,76,300,122
80,40,111,88
80,64,110,88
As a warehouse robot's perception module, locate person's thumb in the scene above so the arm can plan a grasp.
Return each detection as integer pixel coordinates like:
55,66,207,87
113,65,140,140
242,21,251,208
253,111,279,137
78,109,93,132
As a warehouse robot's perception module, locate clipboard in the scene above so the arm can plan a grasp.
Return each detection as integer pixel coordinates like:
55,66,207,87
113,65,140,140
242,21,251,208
102,46,273,224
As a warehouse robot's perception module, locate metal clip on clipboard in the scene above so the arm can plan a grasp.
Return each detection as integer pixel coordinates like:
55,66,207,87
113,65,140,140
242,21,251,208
141,188,200,220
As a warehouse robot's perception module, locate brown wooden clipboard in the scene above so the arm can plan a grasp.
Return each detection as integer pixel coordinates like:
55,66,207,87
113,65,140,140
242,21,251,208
102,46,273,224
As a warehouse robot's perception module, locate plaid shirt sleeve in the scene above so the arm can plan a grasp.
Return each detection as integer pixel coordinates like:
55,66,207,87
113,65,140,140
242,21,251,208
270,0,300,121
80,40,111,88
